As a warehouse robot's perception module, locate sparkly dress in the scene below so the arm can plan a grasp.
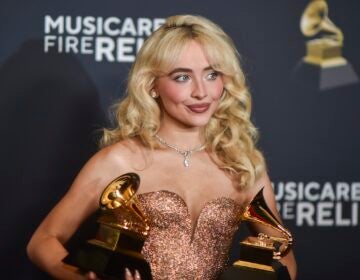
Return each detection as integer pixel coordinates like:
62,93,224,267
138,190,244,280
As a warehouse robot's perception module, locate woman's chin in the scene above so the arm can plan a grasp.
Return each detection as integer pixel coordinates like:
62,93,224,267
181,118,211,129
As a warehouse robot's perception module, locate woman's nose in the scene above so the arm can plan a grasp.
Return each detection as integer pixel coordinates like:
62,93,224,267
191,78,208,99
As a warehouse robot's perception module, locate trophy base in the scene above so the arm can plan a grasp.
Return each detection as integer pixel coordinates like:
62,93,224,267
293,60,359,91
64,242,152,280
237,239,274,267
217,260,290,280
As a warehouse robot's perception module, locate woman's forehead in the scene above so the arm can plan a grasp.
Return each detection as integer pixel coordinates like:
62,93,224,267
156,40,220,73
172,41,210,66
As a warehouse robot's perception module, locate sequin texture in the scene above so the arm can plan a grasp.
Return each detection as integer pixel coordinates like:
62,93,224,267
138,190,244,280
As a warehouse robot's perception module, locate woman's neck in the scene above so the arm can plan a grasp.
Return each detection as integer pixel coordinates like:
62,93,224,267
156,124,205,150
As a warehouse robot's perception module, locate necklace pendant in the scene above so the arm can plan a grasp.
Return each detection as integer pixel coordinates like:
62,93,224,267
183,151,191,167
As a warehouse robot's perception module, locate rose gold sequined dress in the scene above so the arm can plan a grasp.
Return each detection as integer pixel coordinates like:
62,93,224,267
138,190,244,280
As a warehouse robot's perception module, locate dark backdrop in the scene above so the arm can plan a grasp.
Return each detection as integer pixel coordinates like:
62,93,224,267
1,0,359,279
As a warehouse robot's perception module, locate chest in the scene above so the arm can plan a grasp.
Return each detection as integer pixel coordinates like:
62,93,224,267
125,149,248,222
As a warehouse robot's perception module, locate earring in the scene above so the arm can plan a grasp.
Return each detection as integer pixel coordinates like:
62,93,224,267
151,90,159,98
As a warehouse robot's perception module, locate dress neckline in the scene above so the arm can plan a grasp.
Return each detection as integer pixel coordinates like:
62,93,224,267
138,190,245,243
138,189,244,207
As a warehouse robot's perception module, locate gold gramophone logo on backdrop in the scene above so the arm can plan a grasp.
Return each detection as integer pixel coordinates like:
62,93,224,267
295,0,358,90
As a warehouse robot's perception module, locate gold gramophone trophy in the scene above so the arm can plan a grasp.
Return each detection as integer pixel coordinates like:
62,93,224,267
301,0,345,68
64,173,152,280
294,0,358,90
219,188,292,280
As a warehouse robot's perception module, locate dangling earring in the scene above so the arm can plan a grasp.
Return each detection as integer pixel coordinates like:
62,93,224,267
151,90,159,98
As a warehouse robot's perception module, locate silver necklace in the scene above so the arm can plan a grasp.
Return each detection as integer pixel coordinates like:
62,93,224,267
155,134,206,167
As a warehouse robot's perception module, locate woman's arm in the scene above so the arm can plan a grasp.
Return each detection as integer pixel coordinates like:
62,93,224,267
245,172,297,280
26,146,129,279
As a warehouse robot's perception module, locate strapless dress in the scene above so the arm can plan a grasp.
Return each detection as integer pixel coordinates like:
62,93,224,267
138,190,245,280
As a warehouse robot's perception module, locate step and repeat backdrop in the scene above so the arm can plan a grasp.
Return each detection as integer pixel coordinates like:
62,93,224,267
1,0,359,279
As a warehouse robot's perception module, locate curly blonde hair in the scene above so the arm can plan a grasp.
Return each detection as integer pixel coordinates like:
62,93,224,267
101,14,266,189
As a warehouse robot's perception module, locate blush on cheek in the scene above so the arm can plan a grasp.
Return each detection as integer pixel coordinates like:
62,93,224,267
169,93,186,103
160,84,188,103
212,86,224,100
210,77,224,99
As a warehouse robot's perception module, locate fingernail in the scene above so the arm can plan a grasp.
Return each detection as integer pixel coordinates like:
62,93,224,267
125,267,132,277
135,270,141,279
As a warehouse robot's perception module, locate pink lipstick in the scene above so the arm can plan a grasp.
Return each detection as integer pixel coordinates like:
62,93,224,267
186,103,210,113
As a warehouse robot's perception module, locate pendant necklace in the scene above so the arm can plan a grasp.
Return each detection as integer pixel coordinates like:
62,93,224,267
155,134,206,167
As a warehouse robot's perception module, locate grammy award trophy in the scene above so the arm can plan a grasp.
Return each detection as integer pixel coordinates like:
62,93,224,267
218,188,293,280
63,173,152,280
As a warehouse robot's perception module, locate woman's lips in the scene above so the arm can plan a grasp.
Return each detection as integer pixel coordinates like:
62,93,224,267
186,103,211,113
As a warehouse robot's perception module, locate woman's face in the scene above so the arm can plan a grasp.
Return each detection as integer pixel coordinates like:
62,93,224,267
155,40,224,129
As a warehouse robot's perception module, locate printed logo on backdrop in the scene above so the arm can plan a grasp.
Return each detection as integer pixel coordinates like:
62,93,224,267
293,0,359,90
44,15,165,62
274,181,360,227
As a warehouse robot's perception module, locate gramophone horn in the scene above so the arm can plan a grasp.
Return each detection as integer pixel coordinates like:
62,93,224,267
242,187,293,258
300,0,343,42
100,173,147,223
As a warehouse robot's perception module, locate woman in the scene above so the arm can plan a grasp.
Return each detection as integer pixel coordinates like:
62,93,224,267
27,15,297,279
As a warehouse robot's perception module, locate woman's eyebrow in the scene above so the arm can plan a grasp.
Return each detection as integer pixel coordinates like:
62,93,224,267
167,66,213,75
168,68,192,75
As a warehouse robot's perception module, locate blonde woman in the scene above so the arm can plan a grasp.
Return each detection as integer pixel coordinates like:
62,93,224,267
27,15,297,280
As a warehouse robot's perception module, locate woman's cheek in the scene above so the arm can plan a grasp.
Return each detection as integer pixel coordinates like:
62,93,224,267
164,85,189,103
212,83,224,100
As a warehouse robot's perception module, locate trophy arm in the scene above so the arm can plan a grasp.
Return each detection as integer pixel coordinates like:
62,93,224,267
242,187,294,259
98,207,150,237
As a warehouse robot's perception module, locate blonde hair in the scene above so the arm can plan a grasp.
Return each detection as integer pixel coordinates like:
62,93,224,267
101,15,266,189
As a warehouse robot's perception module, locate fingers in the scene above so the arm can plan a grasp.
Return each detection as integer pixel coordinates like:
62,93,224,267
124,268,142,280
134,270,141,280
86,271,100,280
125,268,133,280
86,268,142,280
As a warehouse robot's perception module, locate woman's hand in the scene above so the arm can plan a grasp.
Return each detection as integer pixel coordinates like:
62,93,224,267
85,271,100,280
125,268,141,280
85,269,141,280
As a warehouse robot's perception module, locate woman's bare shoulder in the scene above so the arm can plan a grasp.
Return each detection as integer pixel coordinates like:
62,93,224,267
233,171,271,204
70,138,146,193
91,138,144,166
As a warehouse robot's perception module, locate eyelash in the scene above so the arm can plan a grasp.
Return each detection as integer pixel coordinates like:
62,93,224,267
173,71,219,82
174,74,190,82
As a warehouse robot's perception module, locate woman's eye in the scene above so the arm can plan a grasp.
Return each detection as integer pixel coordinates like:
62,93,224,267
206,71,219,80
174,74,190,82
